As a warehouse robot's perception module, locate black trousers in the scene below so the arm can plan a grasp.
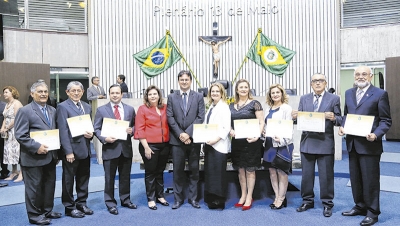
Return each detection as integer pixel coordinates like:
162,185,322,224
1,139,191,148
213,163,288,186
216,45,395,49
349,150,381,218
171,143,201,203
62,156,90,212
21,161,56,221
0,139,9,176
103,154,132,208
300,152,335,208
139,143,170,202
204,144,227,208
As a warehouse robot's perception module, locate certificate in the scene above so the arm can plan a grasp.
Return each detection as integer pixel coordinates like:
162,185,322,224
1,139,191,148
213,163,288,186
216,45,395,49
344,114,374,137
66,114,94,137
30,129,60,151
234,119,260,139
265,119,293,139
297,111,325,132
101,118,130,140
193,124,218,143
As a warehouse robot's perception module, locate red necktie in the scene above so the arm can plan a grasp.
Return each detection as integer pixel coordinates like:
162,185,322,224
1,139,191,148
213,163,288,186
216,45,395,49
114,105,121,120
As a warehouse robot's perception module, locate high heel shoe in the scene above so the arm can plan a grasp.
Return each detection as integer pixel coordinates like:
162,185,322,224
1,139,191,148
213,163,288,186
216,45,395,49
242,199,253,211
271,198,287,210
269,203,275,208
156,199,169,206
14,175,23,183
4,172,18,181
234,200,244,208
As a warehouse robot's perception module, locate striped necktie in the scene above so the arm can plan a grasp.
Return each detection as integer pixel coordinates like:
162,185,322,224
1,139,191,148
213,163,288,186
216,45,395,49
314,94,321,112
76,102,85,115
356,89,364,105
42,107,51,125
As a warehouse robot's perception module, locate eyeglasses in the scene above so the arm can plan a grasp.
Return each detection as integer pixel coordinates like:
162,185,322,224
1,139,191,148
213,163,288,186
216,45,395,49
36,90,48,94
311,79,326,84
355,73,371,77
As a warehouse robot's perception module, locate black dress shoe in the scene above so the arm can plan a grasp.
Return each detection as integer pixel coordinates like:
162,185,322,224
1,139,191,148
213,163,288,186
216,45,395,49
107,206,118,215
122,202,137,209
323,207,332,217
360,216,378,226
77,205,94,215
45,211,62,219
66,209,85,218
342,208,367,216
188,199,200,209
0,182,8,187
171,202,183,209
0,174,9,180
29,216,51,225
148,205,157,210
156,199,169,206
296,203,314,212
208,201,225,210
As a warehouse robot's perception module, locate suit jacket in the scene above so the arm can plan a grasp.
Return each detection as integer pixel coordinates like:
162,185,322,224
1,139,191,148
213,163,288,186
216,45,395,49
298,92,342,155
0,101,6,148
343,85,391,155
204,99,231,153
56,99,92,160
94,102,135,160
167,90,205,146
120,82,129,93
14,102,58,167
87,85,106,101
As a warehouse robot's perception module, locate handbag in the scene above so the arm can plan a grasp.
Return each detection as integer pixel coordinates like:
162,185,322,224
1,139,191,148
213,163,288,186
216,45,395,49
271,144,292,174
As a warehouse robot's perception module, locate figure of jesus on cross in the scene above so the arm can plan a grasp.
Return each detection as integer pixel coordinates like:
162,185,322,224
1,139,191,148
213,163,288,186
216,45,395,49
199,36,231,76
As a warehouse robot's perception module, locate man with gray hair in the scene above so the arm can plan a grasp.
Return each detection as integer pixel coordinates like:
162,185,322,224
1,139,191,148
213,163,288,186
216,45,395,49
56,81,94,218
15,81,61,225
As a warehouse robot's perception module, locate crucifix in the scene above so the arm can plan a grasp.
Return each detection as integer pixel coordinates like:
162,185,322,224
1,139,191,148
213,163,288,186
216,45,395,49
199,22,232,79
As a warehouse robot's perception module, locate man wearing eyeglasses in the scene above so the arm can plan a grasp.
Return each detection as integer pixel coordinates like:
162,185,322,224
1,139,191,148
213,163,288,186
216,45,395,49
339,66,391,226
292,73,342,217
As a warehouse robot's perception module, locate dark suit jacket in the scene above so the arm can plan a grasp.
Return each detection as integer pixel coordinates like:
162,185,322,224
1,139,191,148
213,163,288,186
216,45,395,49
120,82,129,93
0,101,6,151
93,102,135,160
14,102,58,167
342,85,392,155
167,90,205,146
87,85,106,101
298,92,342,155
56,99,92,160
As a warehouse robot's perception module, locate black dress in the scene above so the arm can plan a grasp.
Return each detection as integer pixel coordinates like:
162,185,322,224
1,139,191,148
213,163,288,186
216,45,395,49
230,100,263,171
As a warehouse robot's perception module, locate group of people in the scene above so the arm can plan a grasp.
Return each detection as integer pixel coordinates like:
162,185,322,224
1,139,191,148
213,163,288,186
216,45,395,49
0,65,391,226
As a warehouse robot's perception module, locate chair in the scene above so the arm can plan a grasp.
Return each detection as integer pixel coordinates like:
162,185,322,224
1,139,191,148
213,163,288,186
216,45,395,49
285,89,297,96
250,89,256,96
198,88,208,97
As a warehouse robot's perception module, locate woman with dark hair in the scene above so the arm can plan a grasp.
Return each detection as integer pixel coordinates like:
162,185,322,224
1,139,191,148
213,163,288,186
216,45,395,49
1,86,23,182
263,84,294,209
203,82,231,209
229,79,264,210
134,85,170,210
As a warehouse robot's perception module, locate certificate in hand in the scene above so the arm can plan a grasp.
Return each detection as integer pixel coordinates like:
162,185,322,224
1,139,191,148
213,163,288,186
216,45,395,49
193,124,218,143
66,114,94,137
30,129,60,151
234,119,260,139
344,114,374,137
101,118,130,140
265,119,293,139
297,111,325,132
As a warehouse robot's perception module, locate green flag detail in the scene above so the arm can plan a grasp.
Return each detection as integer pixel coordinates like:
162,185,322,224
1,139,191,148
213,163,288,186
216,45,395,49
246,31,296,76
134,35,182,79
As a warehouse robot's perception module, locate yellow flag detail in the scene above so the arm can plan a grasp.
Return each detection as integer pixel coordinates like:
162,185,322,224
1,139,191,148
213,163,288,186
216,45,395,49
260,46,287,65
143,48,171,68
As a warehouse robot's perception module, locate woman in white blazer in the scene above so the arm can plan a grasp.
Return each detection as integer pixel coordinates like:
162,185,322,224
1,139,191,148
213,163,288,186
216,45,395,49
262,84,294,210
203,82,231,210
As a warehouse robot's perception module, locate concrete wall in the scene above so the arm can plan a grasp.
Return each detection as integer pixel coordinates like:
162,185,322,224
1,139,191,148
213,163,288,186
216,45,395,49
341,24,400,63
3,28,89,68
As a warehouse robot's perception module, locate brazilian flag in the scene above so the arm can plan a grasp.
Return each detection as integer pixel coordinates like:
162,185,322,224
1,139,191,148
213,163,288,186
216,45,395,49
246,31,296,76
134,35,182,79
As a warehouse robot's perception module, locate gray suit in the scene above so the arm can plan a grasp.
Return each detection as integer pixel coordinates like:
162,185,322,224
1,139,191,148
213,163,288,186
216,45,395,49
87,85,106,103
15,102,58,222
298,92,342,208
56,98,92,213
167,90,205,203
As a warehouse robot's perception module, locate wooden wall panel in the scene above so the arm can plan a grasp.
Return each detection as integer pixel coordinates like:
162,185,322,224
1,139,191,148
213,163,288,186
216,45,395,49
385,56,400,140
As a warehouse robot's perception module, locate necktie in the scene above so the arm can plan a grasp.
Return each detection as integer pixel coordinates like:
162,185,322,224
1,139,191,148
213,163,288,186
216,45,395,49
183,93,187,114
206,106,214,124
77,102,85,115
314,94,321,112
97,86,101,94
42,107,51,125
356,89,364,105
114,105,121,120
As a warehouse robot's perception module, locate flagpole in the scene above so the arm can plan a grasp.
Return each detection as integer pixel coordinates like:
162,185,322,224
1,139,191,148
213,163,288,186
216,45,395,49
232,28,262,85
167,30,202,88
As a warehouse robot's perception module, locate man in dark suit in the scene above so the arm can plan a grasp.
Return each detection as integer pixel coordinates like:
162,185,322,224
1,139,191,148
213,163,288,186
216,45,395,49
292,73,342,217
87,76,106,104
117,74,129,93
93,84,136,215
167,70,205,209
56,81,94,218
14,81,61,225
0,98,9,185
339,66,392,226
